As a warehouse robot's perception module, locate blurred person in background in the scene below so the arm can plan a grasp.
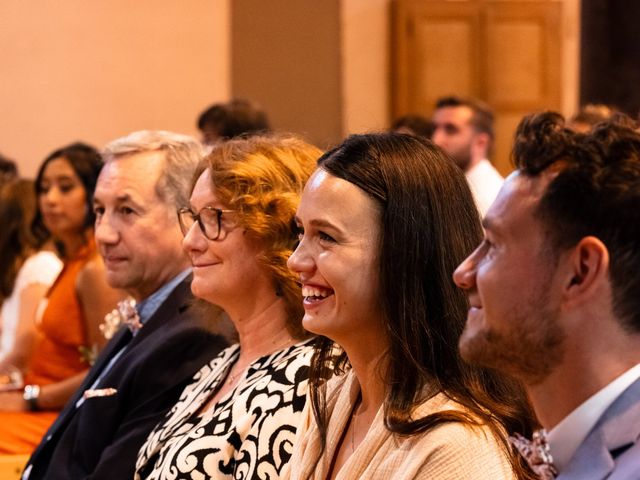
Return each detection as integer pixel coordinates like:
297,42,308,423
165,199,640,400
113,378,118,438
0,179,62,385
567,103,616,133
432,95,503,217
391,114,434,139
0,153,18,187
197,98,271,145
0,143,122,454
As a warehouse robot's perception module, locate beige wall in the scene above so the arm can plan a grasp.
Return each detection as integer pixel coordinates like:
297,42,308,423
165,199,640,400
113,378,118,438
341,0,391,135
0,0,230,178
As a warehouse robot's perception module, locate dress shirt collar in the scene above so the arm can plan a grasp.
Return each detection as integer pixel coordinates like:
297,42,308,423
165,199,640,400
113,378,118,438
136,269,191,325
548,363,640,472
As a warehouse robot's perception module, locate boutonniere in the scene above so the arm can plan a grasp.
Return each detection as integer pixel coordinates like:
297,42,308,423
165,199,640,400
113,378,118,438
510,430,558,479
99,297,143,340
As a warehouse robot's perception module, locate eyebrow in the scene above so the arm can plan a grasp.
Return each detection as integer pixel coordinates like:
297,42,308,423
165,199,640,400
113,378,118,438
295,216,341,232
41,174,76,183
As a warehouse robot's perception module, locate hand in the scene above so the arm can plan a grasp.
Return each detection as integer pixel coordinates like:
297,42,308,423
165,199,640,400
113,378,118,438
0,390,27,412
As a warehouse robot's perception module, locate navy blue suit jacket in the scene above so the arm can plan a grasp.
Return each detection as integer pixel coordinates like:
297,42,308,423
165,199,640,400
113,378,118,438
23,277,230,479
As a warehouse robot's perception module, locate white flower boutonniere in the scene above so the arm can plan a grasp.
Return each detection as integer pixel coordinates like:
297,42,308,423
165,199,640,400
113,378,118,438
99,297,142,339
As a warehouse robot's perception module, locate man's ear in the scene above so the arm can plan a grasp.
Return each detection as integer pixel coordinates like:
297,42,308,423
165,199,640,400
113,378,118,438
472,132,491,157
564,236,609,304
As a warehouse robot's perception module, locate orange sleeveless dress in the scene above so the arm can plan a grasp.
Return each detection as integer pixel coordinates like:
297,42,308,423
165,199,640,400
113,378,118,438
0,239,96,454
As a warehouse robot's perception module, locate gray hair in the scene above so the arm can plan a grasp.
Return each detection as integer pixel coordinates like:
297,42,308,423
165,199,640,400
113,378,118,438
103,130,204,209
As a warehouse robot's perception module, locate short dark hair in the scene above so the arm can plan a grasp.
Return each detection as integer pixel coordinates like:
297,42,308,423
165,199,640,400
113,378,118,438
391,114,435,138
307,133,537,478
197,98,270,140
568,103,616,132
513,111,640,332
0,153,18,185
435,95,495,142
32,142,103,243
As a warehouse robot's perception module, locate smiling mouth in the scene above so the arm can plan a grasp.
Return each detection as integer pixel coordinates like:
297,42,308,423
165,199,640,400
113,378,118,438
301,286,334,302
192,262,220,268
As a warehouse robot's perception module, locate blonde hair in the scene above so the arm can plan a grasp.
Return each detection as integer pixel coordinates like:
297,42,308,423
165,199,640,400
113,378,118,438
193,135,321,337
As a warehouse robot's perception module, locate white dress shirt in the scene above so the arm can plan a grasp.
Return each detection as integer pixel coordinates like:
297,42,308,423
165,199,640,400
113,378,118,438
465,158,504,217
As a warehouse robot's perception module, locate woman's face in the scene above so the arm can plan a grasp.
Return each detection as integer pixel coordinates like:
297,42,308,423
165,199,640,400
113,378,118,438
182,169,269,309
288,169,384,346
38,157,88,238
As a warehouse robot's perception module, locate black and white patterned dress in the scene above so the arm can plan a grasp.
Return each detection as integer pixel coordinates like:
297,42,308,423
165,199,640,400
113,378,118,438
134,339,314,479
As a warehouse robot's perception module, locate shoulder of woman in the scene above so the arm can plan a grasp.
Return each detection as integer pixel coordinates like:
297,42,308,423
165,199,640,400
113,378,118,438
75,256,106,288
17,251,63,286
407,395,513,473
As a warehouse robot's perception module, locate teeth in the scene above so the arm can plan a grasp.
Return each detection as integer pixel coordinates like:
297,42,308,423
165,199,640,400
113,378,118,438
302,286,330,298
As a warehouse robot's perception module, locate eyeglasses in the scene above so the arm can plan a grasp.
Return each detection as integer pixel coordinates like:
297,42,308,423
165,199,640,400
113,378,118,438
177,206,234,240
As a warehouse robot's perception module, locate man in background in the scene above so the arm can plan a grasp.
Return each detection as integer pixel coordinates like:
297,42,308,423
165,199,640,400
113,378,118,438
454,112,640,479
432,95,503,216
197,98,271,145
24,131,230,479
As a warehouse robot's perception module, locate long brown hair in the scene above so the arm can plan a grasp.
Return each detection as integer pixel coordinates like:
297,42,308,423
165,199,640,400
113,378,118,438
307,133,537,479
0,179,47,302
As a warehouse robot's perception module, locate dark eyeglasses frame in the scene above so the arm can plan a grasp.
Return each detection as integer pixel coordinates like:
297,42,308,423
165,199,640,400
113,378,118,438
177,206,235,240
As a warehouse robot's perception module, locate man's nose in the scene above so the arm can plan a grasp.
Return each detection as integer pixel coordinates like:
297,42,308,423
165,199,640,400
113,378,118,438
95,213,119,245
453,255,476,290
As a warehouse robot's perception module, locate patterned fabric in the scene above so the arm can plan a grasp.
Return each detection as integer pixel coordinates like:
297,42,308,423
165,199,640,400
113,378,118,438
135,338,315,479
510,430,557,479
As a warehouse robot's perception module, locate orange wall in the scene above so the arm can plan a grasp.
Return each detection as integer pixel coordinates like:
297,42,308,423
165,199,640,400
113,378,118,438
0,0,230,177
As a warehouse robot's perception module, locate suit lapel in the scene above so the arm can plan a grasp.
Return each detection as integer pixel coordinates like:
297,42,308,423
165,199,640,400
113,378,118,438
559,377,640,479
82,328,133,389
41,278,193,443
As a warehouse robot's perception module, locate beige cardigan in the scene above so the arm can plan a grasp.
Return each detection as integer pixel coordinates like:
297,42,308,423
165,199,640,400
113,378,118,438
283,370,516,480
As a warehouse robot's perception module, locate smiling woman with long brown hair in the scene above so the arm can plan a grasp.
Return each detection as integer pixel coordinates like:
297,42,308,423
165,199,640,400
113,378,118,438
285,133,538,479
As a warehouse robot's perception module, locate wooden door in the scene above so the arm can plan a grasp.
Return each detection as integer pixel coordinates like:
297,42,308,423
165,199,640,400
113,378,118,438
393,0,564,175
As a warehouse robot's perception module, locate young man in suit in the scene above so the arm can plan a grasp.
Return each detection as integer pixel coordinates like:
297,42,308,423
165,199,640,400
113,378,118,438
454,112,640,479
23,131,230,479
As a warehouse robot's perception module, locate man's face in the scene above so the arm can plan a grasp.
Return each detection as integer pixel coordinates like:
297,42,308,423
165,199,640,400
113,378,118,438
453,171,567,383
432,105,478,171
93,151,189,300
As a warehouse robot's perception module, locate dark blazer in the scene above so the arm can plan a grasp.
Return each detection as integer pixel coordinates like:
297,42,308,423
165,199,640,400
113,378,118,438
558,377,640,480
23,277,230,480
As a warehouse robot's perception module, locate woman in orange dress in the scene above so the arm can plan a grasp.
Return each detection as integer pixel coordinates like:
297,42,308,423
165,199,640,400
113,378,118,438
0,143,123,454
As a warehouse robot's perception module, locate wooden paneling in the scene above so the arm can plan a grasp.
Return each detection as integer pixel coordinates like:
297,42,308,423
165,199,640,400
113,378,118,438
393,0,567,175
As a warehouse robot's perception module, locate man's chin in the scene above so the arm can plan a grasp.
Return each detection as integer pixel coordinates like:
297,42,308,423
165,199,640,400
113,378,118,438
105,273,132,291
458,329,512,372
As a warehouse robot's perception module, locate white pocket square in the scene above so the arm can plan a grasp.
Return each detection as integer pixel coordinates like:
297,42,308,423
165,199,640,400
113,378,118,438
83,388,118,399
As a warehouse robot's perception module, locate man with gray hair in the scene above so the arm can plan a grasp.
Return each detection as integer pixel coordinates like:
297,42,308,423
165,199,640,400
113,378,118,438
23,131,230,479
